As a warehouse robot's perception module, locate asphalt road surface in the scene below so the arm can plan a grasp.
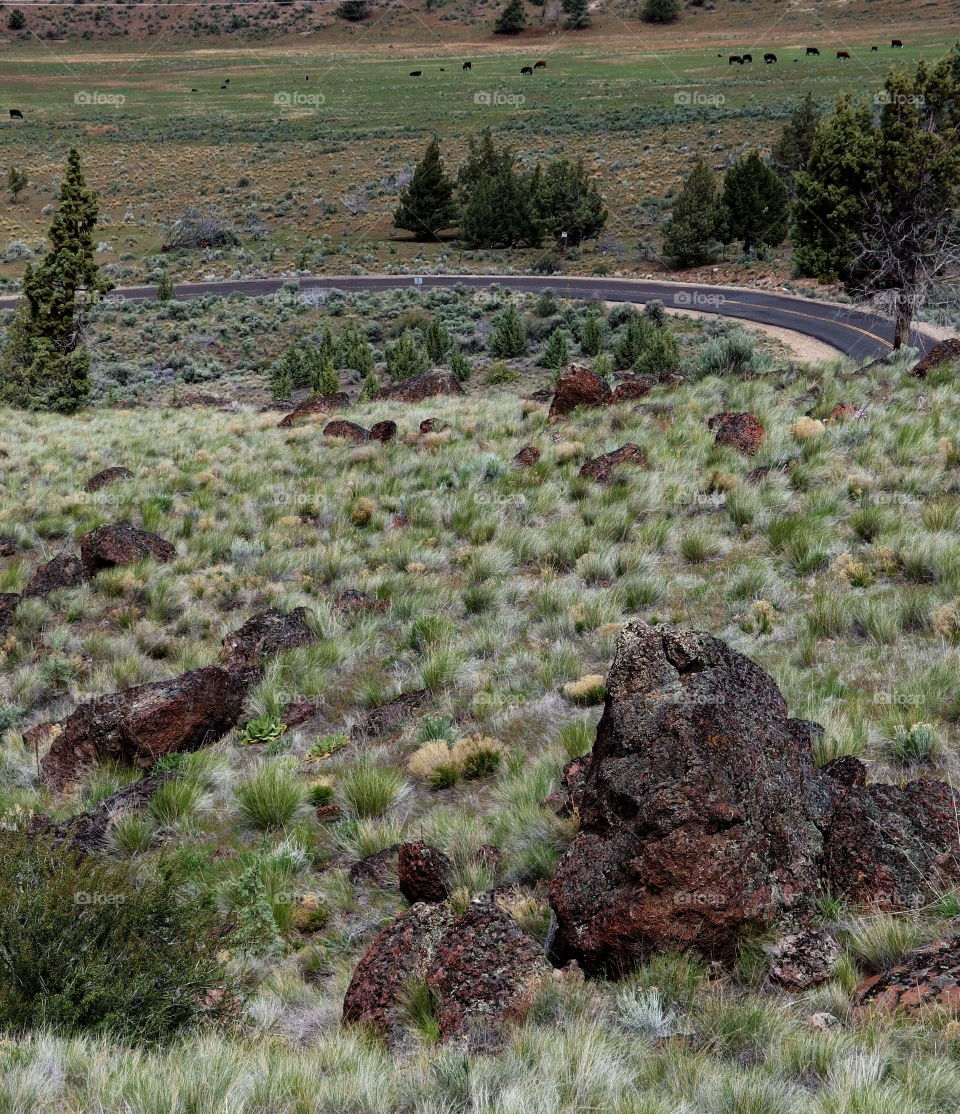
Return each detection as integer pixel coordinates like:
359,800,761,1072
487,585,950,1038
0,274,937,361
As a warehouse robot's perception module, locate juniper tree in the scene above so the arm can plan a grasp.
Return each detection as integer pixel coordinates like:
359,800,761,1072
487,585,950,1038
393,138,457,241
532,157,607,246
424,317,451,362
772,93,822,191
719,151,789,256
495,0,527,33
0,148,112,412
489,305,528,358
542,329,571,371
6,166,27,203
579,313,606,357
386,329,429,380
459,130,540,249
662,160,721,268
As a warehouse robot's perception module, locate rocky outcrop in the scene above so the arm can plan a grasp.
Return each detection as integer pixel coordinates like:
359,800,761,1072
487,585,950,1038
41,666,247,791
79,523,176,576
220,608,315,681
549,621,960,974
24,553,87,598
708,412,766,456
853,936,960,1014
579,444,649,483
84,467,134,493
398,841,451,904
33,772,172,852
375,371,465,404
277,393,351,427
343,897,550,1045
323,420,370,442
548,364,612,420
911,339,960,378
420,418,449,434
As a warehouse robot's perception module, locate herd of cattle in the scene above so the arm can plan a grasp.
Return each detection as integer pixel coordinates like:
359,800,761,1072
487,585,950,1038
727,39,904,64
410,59,547,77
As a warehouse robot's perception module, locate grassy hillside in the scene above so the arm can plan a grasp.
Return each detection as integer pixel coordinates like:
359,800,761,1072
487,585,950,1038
3,289,960,1108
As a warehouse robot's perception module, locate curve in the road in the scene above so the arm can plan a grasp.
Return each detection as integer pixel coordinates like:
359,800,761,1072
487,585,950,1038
0,274,937,361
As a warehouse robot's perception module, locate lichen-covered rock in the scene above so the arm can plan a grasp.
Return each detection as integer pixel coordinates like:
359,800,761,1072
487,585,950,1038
41,666,247,791
398,841,451,904
548,364,612,419
579,444,649,483
323,420,370,442
370,420,398,443
24,553,87,598
33,772,172,852
514,446,541,468
708,412,766,456
351,689,428,740
853,936,960,1014
376,371,465,404
84,466,134,493
220,608,315,681
0,592,19,634
767,928,840,991
277,393,351,427
80,523,176,576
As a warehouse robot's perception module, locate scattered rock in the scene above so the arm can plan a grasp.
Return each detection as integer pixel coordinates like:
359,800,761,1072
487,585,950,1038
24,553,87,598
33,772,172,852
323,420,370,442
708,412,766,456
579,444,649,483
426,898,552,1045
767,928,840,991
612,377,653,402
351,689,428,740
398,841,452,904
369,420,398,443
281,699,318,728
343,902,456,1039
549,621,960,975
84,466,134,493
548,364,612,420
514,446,540,468
807,1012,840,1031
828,404,857,421
349,845,400,887
420,418,449,434
277,393,351,427
343,897,549,1046
853,936,960,1015
911,339,960,378
176,391,233,409
41,666,247,791
744,460,796,484
220,608,315,681
80,523,176,576
375,370,465,404
550,621,830,972
0,592,19,634
333,589,388,615
0,536,17,557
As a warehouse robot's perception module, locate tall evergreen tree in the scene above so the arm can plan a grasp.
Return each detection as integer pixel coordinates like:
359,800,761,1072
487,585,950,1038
393,138,457,240
641,0,678,22
562,0,591,29
794,49,960,347
495,0,527,33
489,305,528,358
719,151,789,255
532,157,607,246
772,93,822,192
458,130,540,249
0,148,111,413
662,159,721,268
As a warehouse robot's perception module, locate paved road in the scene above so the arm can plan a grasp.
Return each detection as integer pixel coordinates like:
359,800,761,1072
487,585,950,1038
0,274,937,360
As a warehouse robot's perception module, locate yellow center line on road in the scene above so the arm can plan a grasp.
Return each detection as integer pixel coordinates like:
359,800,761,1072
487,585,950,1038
719,296,893,350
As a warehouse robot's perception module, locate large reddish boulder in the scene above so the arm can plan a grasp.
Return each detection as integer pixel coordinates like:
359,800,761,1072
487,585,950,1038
548,364,612,419
277,393,351,428
549,621,832,972
398,840,452,904
514,446,540,468
220,608,315,681
375,371,465,404
426,899,552,1044
912,339,960,378
24,553,87,598
853,936,960,1015
612,377,653,402
342,902,455,1038
41,666,247,791
708,412,766,456
343,898,550,1045
84,467,134,493
323,420,370,442
579,444,649,483
369,420,398,443
549,621,960,975
79,523,176,576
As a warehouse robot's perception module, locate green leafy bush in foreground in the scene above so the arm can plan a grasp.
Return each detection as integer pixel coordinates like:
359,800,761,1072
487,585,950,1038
0,830,239,1044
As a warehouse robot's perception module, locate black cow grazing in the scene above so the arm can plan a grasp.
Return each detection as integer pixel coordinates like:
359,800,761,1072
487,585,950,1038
462,61,472,70
892,39,904,47
837,50,851,59
305,75,309,80
871,46,878,51
764,53,777,63
409,71,422,77
220,84,227,90
9,109,23,119
440,67,445,71
520,65,533,75
741,53,753,63
190,88,198,93
534,59,547,68
224,78,230,84
806,46,820,55
729,55,743,65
